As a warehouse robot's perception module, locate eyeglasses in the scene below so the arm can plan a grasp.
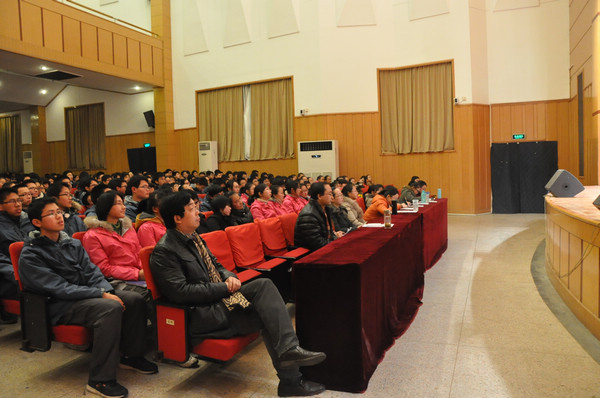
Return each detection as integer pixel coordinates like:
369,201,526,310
18,193,32,197
2,199,22,205
138,185,150,190
41,210,65,218
58,193,73,198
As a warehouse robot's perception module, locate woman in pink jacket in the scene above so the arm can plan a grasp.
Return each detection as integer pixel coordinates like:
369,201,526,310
250,183,274,220
83,190,144,282
269,184,287,217
135,191,168,248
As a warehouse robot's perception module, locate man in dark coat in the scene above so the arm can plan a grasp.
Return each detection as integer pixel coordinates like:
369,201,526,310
294,182,343,251
150,191,326,397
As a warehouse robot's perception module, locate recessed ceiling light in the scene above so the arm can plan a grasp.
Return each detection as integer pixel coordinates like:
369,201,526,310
133,85,141,90
40,66,50,71
39,89,48,95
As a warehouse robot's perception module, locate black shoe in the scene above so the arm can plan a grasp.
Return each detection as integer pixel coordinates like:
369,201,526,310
278,377,326,397
279,346,326,368
85,381,128,398
0,310,17,325
119,356,158,374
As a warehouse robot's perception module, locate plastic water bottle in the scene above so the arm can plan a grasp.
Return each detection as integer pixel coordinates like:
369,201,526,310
413,199,419,211
384,209,392,229
421,191,426,203
437,188,442,199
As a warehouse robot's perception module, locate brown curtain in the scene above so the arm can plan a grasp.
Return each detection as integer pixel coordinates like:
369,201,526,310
412,62,454,152
65,103,106,169
380,62,454,154
197,86,245,162
249,78,294,160
380,69,412,154
0,115,22,173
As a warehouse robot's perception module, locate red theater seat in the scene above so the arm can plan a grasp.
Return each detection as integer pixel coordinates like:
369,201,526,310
225,223,287,272
255,217,309,259
9,242,92,352
278,213,299,248
139,246,258,363
200,230,261,283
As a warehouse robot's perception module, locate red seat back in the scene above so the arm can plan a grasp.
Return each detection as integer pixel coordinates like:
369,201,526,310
225,223,265,267
356,196,366,212
9,241,25,291
200,231,236,273
278,213,298,247
201,211,213,218
139,246,161,300
255,217,288,256
72,231,86,242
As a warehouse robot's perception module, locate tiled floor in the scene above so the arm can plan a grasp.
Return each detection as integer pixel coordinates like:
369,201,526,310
2,214,600,397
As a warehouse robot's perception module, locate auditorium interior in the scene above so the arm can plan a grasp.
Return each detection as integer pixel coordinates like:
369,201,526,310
1,0,600,397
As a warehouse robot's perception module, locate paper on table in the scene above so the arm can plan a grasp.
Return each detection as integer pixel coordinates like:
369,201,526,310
362,223,394,228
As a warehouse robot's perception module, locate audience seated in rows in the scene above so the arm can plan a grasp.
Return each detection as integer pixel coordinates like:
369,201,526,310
149,191,326,397
200,184,225,212
282,180,305,215
364,184,383,208
330,188,354,233
20,197,157,398
250,184,273,220
205,195,236,232
229,192,253,225
135,190,169,247
47,182,87,237
269,185,287,217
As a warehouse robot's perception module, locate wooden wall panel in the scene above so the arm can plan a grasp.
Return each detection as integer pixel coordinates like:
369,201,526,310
20,2,43,46
2,0,163,87
97,28,113,64
0,0,21,40
81,22,98,60
42,9,62,51
105,132,155,173
62,16,81,56
113,34,128,68
127,38,140,72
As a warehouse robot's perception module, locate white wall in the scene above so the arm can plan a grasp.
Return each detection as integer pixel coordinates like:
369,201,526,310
0,109,32,144
46,87,154,141
170,0,569,129
486,0,569,103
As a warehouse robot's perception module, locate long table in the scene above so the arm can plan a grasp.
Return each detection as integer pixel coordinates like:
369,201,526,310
293,214,425,393
411,198,448,270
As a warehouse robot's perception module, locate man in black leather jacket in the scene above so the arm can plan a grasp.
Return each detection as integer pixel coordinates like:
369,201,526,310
294,182,344,251
149,191,326,397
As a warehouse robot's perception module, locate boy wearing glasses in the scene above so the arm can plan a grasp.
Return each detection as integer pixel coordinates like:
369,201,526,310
19,197,157,398
0,187,34,323
46,182,86,237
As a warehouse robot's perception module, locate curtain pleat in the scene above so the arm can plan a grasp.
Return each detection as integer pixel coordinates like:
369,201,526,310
0,115,22,173
380,62,454,154
65,103,105,169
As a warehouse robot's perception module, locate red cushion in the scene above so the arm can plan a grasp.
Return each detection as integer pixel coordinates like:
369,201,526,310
192,333,259,362
256,218,288,256
278,213,298,247
52,325,92,346
225,224,265,267
201,231,236,272
1,299,20,315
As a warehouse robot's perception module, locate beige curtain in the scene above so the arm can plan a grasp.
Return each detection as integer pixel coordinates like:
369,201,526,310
0,115,22,173
197,86,245,162
249,78,294,160
380,62,454,154
380,69,412,154
412,62,454,153
65,103,106,169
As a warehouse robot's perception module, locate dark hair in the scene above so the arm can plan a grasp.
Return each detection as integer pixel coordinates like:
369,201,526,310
46,182,70,198
254,183,269,198
91,183,110,205
367,184,383,195
152,172,165,184
79,178,95,191
285,179,299,193
271,184,283,197
108,178,124,191
211,195,231,213
126,175,149,195
409,181,419,189
417,180,427,188
341,183,354,197
409,176,420,184
309,182,327,200
225,180,237,191
380,186,399,198
26,196,58,224
100,174,111,183
160,190,193,229
206,183,224,197
96,191,124,221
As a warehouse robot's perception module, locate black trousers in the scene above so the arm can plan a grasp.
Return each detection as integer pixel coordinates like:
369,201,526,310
191,278,302,381
58,290,147,383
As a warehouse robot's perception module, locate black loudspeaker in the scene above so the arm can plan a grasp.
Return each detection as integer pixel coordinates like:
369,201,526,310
545,169,584,197
593,195,600,209
143,110,155,128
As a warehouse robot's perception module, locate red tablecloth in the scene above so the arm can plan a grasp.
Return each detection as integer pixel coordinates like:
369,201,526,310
293,214,424,393
394,198,448,270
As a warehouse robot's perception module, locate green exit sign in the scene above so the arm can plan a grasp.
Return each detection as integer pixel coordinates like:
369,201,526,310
144,143,151,148
512,134,525,140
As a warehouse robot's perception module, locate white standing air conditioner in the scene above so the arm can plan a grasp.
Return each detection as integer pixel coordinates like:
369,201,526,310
297,140,339,180
198,141,218,172
23,151,33,174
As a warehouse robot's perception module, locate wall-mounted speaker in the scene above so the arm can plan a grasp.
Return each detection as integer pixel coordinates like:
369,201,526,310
143,110,155,128
544,169,584,197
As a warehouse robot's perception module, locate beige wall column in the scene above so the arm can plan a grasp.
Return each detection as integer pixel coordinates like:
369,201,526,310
152,0,177,170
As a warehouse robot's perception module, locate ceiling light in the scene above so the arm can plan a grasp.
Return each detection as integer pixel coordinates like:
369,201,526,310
39,89,47,95
40,66,50,71
133,85,141,90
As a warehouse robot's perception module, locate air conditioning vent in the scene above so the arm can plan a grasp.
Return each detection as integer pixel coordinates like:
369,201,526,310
297,140,339,180
299,141,333,152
